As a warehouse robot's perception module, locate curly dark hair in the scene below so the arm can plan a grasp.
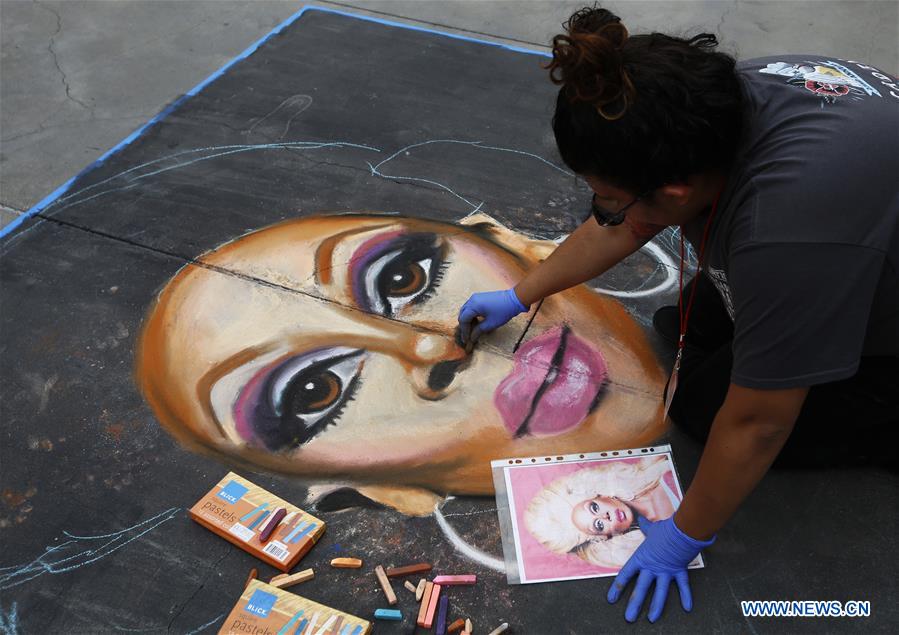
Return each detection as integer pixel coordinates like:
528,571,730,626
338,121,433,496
547,5,744,195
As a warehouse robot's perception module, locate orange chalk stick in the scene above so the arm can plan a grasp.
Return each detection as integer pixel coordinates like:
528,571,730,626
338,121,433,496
432,574,477,586
416,581,434,627
385,562,432,577
330,557,363,568
447,618,466,633
423,584,442,629
374,565,398,605
268,567,314,589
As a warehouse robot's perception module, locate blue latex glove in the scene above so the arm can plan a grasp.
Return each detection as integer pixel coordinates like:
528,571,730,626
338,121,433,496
607,515,715,623
457,288,529,347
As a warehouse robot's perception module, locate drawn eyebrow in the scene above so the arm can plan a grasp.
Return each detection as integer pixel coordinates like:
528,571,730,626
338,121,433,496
196,344,277,441
314,223,393,286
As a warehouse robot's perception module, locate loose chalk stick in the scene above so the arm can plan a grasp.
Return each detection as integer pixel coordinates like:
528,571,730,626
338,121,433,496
487,624,509,635
404,580,417,593
269,568,314,589
435,594,449,635
374,609,403,621
461,631,471,635
416,581,434,627
385,562,432,577
330,557,363,569
432,575,477,586
423,584,442,629
415,578,427,601
465,618,473,633
374,565,398,605
447,619,465,633
259,507,287,543
244,568,258,588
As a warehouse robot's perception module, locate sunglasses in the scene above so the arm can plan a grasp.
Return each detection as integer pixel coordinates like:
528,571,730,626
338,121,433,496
589,191,650,227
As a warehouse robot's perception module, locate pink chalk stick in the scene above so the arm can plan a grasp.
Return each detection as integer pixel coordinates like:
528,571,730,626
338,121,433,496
423,584,442,628
432,575,476,586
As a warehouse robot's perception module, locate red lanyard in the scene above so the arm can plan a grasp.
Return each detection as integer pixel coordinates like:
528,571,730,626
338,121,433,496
676,190,723,354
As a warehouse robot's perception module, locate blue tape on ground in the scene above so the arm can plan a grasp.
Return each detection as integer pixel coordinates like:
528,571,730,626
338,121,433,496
0,5,548,241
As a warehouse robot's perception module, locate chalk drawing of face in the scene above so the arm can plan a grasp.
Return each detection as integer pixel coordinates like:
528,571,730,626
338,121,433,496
136,213,665,514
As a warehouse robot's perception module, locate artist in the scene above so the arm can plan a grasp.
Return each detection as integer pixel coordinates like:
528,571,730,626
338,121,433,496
458,5,899,624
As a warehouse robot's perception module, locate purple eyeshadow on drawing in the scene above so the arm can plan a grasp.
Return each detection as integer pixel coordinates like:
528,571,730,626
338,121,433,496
231,348,365,452
348,230,406,313
233,360,273,444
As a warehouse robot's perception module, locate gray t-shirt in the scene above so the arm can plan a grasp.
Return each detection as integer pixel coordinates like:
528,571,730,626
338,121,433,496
683,55,899,390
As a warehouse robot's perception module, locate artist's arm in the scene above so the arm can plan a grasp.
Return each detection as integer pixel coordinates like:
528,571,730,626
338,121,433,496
607,384,808,623
458,217,656,344
513,217,651,306
674,383,807,539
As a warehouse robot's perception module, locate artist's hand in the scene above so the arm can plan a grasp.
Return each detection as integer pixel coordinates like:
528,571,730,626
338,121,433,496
607,515,715,623
457,289,529,348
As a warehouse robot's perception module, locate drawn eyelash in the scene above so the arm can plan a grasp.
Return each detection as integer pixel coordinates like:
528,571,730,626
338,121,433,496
234,348,366,452
358,233,449,317
292,376,361,449
413,259,450,307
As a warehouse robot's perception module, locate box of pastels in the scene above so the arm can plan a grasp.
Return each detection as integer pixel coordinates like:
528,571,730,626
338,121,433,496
190,472,325,571
219,579,371,635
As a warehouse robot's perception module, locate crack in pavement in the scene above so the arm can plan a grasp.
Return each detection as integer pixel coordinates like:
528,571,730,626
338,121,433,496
717,0,739,37
33,0,95,115
166,545,230,633
0,115,149,144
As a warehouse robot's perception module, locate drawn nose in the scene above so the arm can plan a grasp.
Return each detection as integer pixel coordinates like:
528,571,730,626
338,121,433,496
427,358,468,392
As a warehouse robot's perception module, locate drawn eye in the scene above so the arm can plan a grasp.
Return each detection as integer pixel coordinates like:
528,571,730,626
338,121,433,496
589,501,600,514
356,234,448,317
236,348,365,451
593,519,605,533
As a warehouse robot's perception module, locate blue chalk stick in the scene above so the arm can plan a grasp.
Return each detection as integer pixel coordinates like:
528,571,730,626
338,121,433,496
283,520,308,543
247,509,271,530
240,503,269,522
290,522,317,544
276,610,304,635
374,609,403,621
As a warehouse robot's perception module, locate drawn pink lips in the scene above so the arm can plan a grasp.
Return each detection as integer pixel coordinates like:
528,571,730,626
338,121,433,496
616,508,627,524
494,325,608,437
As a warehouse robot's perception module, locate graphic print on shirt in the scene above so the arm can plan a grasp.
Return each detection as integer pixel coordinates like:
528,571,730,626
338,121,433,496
706,267,735,321
759,60,882,105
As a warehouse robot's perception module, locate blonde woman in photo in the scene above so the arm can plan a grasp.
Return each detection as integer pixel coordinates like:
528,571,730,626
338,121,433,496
524,455,678,569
